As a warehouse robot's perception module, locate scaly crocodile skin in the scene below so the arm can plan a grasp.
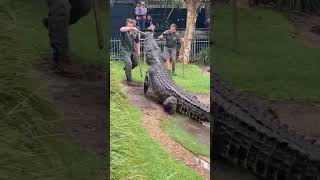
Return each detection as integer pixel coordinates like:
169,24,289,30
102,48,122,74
143,32,210,122
143,32,320,179
212,73,320,180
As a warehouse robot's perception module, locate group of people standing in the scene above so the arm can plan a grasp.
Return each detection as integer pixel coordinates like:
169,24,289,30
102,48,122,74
135,1,154,30
119,16,183,86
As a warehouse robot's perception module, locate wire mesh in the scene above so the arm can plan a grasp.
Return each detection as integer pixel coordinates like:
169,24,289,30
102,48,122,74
110,35,210,62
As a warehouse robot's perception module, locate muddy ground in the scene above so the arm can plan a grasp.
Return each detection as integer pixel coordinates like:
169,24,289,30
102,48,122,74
288,13,320,48
35,60,107,155
124,82,211,179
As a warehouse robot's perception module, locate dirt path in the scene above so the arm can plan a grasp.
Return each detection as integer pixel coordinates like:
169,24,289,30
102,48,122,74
201,66,210,77
124,83,210,179
288,14,320,48
35,60,106,155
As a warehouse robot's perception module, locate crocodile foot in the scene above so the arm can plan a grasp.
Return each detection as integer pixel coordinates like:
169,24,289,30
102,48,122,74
163,96,177,114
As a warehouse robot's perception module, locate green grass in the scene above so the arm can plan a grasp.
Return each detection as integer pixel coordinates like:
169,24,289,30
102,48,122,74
9,0,107,66
111,61,210,94
0,0,105,179
213,3,320,102
110,67,203,180
162,117,210,157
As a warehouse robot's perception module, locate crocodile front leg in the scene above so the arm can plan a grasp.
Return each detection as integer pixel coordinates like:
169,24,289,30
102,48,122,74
144,72,150,95
163,96,177,115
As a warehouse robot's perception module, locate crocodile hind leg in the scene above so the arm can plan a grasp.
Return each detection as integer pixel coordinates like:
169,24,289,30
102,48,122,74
144,73,150,95
163,96,177,114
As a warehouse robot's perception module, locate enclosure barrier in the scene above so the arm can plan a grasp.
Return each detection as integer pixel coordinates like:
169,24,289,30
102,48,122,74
110,0,186,8
110,36,210,64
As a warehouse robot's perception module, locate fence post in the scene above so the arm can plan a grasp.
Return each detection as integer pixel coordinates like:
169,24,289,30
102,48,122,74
193,38,195,62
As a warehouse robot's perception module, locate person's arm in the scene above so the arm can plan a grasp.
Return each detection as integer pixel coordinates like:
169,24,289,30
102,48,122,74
148,24,155,32
120,26,137,32
135,7,139,15
179,34,184,42
135,7,137,15
158,30,168,40
136,42,141,56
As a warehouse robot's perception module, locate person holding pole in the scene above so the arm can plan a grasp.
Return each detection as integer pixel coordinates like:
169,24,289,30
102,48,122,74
120,18,141,86
158,23,183,76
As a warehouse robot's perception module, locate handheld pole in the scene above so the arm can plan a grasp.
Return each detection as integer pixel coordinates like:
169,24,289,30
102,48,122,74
93,0,104,49
182,57,185,78
138,56,143,78
144,42,146,64
138,31,143,77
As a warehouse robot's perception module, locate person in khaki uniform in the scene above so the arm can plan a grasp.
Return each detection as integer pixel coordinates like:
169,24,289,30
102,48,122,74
119,18,141,86
159,23,183,76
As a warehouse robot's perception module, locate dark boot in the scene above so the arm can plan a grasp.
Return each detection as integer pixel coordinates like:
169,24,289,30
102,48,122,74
53,60,82,78
172,69,177,76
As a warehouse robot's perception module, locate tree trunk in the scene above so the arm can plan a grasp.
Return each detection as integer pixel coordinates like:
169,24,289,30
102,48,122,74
179,0,205,64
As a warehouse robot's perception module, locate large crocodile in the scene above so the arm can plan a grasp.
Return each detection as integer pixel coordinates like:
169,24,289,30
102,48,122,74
142,32,320,179
212,73,320,179
142,32,210,123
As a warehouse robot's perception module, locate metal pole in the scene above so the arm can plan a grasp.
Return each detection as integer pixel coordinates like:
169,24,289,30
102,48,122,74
138,31,143,77
183,57,185,78
138,55,143,77
144,40,146,64
93,0,104,49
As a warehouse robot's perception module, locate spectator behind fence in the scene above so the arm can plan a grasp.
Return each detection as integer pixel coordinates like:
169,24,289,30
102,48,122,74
135,1,147,29
134,2,141,20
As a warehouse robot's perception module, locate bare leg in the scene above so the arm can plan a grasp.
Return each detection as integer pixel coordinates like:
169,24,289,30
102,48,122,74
166,58,171,71
172,58,176,72
171,48,177,75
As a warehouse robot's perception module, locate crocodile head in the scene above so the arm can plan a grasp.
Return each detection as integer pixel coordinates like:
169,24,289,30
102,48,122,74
144,32,162,66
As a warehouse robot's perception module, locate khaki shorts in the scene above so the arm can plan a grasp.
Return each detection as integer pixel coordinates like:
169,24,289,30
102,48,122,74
163,46,177,60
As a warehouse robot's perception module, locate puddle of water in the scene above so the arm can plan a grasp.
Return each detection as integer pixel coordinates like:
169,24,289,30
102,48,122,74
169,114,258,179
170,114,210,146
